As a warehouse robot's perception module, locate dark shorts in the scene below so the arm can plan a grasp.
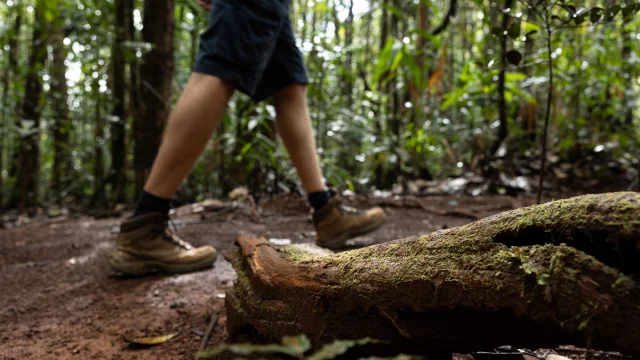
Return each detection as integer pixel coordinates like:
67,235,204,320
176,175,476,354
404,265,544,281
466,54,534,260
193,0,310,102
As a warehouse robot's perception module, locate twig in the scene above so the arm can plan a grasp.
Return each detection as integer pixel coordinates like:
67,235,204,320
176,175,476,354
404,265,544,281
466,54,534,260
198,313,219,353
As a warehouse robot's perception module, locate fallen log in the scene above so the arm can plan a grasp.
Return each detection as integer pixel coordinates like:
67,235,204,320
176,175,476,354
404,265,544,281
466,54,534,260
225,192,640,357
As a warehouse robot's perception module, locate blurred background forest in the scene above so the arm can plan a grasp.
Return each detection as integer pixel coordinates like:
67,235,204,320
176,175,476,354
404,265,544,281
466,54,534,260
0,0,639,216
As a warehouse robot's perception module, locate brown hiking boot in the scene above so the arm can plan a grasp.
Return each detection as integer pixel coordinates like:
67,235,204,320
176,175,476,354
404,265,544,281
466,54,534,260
313,193,385,250
110,213,216,276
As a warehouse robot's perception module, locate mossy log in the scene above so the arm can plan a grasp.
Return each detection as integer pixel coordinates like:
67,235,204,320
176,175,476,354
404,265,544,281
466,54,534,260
225,192,640,357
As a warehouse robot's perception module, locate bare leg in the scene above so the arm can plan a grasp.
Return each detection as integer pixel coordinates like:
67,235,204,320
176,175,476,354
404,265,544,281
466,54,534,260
273,84,326,193
144,73,235,198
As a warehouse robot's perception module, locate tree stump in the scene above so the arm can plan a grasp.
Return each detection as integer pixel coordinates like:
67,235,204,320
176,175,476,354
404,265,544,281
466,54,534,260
225,192,640,357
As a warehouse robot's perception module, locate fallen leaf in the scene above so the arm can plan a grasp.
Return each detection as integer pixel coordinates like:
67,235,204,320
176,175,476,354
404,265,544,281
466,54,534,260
125,333,178,346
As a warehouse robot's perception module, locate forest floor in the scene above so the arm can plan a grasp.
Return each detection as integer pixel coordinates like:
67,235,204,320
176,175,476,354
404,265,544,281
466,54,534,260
0,192,620,360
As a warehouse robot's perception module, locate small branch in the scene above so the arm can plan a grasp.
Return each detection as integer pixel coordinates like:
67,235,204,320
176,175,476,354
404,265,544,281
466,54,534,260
430,0,458,36
198,313,219,353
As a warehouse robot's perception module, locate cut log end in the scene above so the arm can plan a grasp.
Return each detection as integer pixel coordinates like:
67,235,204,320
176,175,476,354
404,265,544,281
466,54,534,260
226,192,640,357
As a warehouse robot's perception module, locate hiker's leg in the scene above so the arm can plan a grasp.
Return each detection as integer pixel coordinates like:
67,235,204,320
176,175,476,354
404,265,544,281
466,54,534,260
273,85,326,193
143,73,235,199
112,0,282,276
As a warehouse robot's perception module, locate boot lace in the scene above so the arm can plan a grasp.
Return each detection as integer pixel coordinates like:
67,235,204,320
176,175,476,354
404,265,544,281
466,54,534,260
153,217,192,250
335,198,364,216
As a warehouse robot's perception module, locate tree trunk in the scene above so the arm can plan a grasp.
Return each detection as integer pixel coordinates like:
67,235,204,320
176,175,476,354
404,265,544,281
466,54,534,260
109,0,129,204
519,5,536,145
126,0,139,201
299,0,309,42
389,0,401,180
135,0,176,195
91,72,108,209
6,6,23,210
50,4,71,204
621,17,634,127
489,0,513,158
331,0,341,45
16,2,48,213
226,192,640,357
0,8,22,209
376,0,389,138
414,0,430,124
344,0,354,109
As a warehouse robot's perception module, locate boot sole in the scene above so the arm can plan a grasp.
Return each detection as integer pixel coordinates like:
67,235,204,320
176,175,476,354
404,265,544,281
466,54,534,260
110,254,217,276
317,218,385,251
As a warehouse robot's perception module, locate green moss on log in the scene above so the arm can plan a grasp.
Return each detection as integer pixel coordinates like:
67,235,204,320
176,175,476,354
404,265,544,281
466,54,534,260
284,192,639,289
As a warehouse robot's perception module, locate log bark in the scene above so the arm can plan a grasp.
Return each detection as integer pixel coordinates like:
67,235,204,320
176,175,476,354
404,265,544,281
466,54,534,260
225,192,640,357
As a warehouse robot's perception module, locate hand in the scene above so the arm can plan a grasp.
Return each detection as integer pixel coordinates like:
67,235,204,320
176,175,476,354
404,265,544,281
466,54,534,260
196,0,211,11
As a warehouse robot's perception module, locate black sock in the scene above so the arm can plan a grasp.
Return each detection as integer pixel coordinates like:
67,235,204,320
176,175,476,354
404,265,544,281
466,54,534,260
308,189,331,211
132,191,172,218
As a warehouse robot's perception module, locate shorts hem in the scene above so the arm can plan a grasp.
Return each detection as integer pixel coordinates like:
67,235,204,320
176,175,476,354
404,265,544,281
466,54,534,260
193,60,258,98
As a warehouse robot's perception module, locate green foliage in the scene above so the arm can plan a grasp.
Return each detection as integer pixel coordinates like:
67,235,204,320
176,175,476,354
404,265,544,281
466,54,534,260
307,338,381,360
0,0,638,209
196,335,386,360
197,335,311,359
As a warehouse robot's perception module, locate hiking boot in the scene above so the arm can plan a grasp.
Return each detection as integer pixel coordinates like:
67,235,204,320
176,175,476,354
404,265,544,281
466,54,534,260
110,213,217,276
313,194,385,250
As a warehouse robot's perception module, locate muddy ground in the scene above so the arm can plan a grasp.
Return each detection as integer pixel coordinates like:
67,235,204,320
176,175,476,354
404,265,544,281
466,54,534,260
0,193,575,359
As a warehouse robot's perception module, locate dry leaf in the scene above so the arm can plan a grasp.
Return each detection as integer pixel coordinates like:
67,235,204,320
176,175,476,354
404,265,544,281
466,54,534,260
126,333,178,346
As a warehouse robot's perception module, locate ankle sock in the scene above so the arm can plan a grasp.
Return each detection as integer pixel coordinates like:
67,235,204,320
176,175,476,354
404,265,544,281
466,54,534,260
132,191,172,218
308,189,331,211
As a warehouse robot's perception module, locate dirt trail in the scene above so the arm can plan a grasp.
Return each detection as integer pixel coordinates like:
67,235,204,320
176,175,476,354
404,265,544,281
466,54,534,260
0,194,529,360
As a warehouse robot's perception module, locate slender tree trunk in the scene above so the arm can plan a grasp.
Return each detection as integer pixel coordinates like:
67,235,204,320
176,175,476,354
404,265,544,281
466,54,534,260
309,9,320,140
344,0,354,109
520,5,536,144
109,0,129,204
621,17,634,127
376,0,389,138
415,0,430,118
190,14,198,67
0,9,21,209
6,7,23,209
537,25,553,205
489,0,513,158
363,4,373,83
135,0,176,196
50,4,71,204
125,0,139,202
185,7,201,198
389,0,401,146
300,0,309,42
331,0,341,44
16,2,47,213
93,82,107,208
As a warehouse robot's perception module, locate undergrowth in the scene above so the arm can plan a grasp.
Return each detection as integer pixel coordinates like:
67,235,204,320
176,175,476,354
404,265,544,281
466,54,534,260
196,334,423,360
